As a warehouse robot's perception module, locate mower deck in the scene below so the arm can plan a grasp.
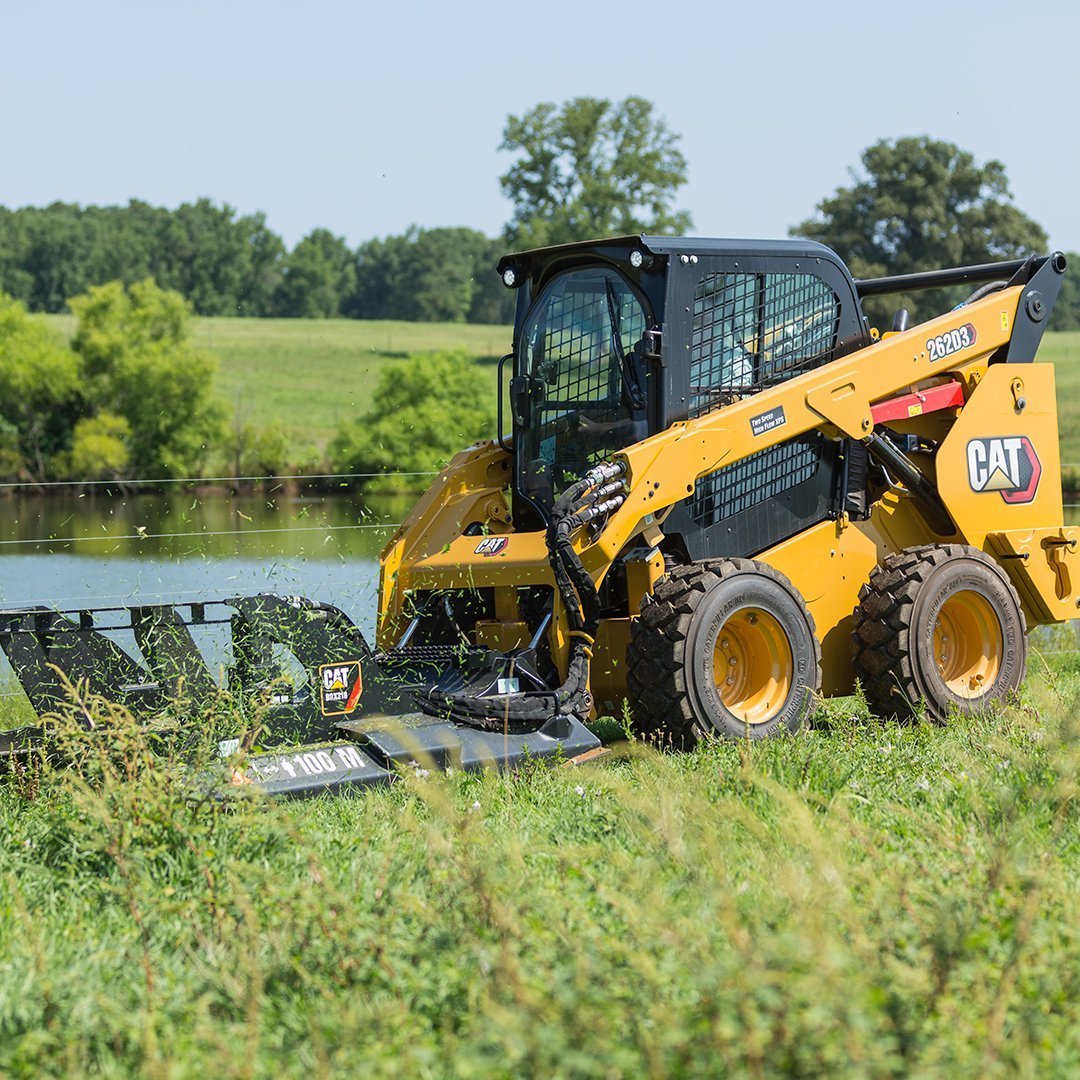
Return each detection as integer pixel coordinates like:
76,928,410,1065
0,593,601,797
237,712,599,798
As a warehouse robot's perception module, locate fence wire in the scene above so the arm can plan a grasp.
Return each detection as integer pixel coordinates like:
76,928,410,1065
0,471,435,490
0,522,403,548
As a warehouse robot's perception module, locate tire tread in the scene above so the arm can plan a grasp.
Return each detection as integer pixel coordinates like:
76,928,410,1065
851,543,1027,720
627,559,821,747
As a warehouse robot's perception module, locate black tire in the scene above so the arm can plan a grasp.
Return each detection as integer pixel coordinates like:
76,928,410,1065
852,544,1027,722
626,559,821,747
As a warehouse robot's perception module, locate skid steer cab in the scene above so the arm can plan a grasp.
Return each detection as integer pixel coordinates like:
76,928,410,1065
1,236,1072,796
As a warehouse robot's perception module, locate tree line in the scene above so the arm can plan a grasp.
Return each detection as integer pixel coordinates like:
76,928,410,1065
0,203,516,324
1,102,1076,328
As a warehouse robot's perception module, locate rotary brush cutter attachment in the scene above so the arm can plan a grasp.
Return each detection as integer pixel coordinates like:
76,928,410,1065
0,592,600,798
0,460,630,796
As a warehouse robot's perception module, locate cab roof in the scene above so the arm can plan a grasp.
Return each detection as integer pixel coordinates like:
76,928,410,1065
496,234,845,277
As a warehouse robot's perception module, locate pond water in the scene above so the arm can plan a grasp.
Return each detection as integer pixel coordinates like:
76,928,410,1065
0,491,414,650
1,490,1077,694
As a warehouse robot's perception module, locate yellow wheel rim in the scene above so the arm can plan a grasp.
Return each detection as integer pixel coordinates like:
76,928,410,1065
713,608,793,725
933,589,1003,699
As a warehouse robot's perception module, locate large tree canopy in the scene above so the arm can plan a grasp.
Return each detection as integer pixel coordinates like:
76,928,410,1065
273,229,356,319
69,280,226,476
792,137,1049,323
499,96,692,249
352,227,514,324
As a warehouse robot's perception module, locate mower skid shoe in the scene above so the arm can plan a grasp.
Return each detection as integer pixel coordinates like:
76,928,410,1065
336,712,602,773
227,714,602,798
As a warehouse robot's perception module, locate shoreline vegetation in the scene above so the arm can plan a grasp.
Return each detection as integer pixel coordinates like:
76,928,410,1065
0,316,1071,499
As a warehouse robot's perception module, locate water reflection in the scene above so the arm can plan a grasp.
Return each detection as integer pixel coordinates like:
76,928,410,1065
0,491,415,559
0,491,419,645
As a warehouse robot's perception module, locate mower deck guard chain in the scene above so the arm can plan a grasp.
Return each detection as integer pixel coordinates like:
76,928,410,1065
0,593,599,797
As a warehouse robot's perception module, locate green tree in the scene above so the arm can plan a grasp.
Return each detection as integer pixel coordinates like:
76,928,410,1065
0,207,35,304
328,352,495,488
499,96,692,249
0,294,83,479
155,199,286,316
239,212,287,315
468,235,517,324
59,413,131,480
352,230,413,320
226,417,311,478
792,137,1048,323
69,280,227,476
15,203,96,314
409,228,484,322
274,229,356,318
351,227,514,324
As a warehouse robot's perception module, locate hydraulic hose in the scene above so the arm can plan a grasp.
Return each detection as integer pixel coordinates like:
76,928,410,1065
415,461,626,731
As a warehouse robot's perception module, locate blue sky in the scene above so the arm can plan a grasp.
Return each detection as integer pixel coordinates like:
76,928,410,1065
3,0,1077,252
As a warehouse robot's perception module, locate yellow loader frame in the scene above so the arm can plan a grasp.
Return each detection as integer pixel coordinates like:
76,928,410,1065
379,275,1075,711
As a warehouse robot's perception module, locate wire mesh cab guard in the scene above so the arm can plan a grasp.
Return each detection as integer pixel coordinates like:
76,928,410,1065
658,245,868,559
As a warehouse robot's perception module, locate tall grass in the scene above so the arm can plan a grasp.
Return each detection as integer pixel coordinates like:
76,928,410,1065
2,663,1079,1076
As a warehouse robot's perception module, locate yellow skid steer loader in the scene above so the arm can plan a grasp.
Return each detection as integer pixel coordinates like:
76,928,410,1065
2,236,1072,794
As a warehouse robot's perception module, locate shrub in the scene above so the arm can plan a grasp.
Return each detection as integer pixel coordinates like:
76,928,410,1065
58,412,131,480
0,293,83,480
328,351,495,488
69,279,227,477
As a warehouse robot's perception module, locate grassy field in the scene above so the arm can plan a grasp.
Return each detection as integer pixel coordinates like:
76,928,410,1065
46,315,510,453
2,657,1080,1076
194,318,508,449
1038,331,1080,467
43,316,1079,467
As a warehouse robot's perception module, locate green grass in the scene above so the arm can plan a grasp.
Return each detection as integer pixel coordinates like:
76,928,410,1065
1038,331,1080,467
196,318,509,449
46,315,510,452
2,662,1080,1076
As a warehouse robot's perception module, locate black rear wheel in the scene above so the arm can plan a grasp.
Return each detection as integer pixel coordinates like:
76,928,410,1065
851,544,1027,722
627,559,821,746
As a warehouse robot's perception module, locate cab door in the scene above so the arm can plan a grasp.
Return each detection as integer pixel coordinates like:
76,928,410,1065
513,266,652,513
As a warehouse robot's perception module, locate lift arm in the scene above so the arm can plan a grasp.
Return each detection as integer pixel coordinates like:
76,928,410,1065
579,281,1033,577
